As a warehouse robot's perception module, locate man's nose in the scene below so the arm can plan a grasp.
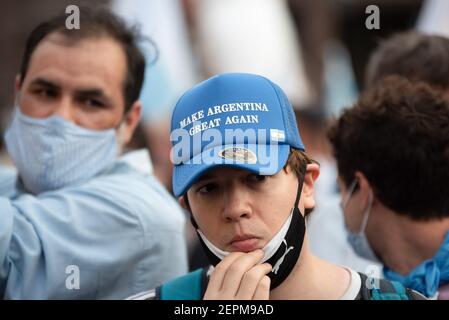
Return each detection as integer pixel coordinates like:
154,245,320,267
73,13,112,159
54,96,75,123
222,185,253,222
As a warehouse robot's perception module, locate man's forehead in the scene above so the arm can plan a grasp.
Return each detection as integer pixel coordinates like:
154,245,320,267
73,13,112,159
23,33,126,94
27,32,126,76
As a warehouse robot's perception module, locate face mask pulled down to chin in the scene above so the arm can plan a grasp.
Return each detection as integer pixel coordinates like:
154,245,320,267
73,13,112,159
192,177,306,290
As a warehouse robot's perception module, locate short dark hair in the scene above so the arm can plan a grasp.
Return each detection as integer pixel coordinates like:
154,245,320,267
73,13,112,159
328,76,449,221
365,31,449,91
283,148,315,218
19,6,146,112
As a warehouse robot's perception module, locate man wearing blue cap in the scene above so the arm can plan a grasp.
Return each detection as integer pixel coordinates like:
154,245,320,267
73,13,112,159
130,73,425,300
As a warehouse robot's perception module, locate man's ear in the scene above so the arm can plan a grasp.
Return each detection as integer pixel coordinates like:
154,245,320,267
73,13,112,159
15,74,22,100
120,100,142,145
301,163,320,211
179,195,189,211
354,171,372,209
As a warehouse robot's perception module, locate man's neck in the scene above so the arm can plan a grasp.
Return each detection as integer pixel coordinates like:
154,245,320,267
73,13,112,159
372,208,449,275
269,239,352,300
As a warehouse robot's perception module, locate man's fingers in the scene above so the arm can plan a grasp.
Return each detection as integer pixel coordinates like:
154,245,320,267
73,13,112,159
204,250,264,299
205,252,246,296
219,250,265,296
235,263,272,300
252,275,271,300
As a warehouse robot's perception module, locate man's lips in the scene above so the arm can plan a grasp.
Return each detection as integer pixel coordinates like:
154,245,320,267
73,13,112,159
229,236,261,252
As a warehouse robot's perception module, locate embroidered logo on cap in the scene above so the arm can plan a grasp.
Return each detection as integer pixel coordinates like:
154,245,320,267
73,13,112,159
270,129,285,142
218,147,257,164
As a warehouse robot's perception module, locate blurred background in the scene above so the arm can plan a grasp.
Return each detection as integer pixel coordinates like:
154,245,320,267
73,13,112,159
2,0,448,271
0,0,430,168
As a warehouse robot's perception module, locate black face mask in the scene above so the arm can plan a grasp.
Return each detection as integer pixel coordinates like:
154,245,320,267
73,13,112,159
187,176,306,290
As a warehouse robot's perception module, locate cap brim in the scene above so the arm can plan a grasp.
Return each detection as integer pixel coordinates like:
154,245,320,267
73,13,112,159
172,143,290,197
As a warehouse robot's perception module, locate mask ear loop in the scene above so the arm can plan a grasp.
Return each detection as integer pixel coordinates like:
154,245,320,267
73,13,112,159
115,121,128,155
358,189,374,234
293,165,307,212
341,179,359,210
342,178,373,234
293,176,302,211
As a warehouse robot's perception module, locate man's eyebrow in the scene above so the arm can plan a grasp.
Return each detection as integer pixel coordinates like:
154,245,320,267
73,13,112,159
75,88,113,103
29,78,60,89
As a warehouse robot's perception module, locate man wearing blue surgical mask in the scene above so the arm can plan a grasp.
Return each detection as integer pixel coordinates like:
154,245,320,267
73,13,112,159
339,179,379,263
0,7,187,299
329,76,449,299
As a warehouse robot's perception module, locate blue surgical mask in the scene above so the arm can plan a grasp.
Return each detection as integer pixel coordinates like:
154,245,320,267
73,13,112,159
342,179,381,263
4,107,120,194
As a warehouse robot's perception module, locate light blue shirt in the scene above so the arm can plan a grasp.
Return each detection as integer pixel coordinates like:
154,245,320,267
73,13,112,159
0,166,17,198
0,159,188,299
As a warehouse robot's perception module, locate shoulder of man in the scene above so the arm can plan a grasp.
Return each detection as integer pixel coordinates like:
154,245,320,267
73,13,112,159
78,155,185,223
357,272,428,300
127,268,211,300
0,166,18,197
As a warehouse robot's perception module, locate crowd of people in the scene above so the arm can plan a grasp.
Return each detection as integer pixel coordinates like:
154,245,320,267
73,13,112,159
0,2,448,300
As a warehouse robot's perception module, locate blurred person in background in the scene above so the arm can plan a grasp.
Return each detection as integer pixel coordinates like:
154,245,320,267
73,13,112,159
296,109,377,273
284,0,375,273
112,0,199,192
112,0,205,271
417,0,449,38
0,7,187,299
365,31,449,98
328,76,449,299
288,1,442,277
0,0,111,166
187,0,315,109
342,30,449,299
311,30,449,275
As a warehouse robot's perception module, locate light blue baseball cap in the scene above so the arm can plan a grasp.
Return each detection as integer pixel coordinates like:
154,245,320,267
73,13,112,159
170,73,305,197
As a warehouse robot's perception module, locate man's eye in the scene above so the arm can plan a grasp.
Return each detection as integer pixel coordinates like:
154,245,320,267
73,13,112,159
81,98,105,108
34,88,57,98
197,183,217,194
